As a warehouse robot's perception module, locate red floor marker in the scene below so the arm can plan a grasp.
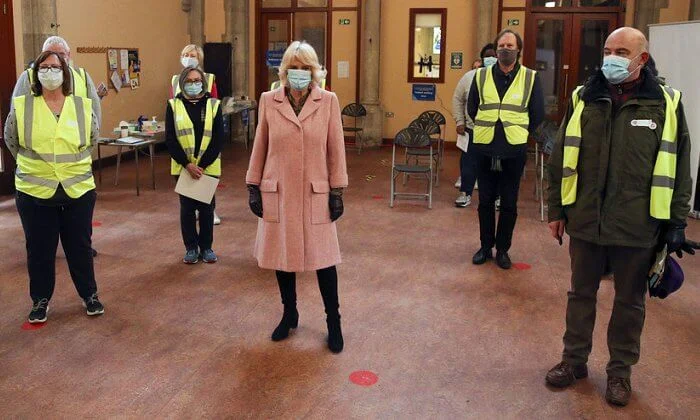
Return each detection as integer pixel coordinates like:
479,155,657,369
371,195,383,200
217,183,227,189
513,262,532,270
350,370,378,387
92,221,102,227
21,322,46,330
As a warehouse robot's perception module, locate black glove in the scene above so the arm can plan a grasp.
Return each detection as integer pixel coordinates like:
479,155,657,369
664,225,685,254
247,184,263,218
677,238,700,258
329,188,344,222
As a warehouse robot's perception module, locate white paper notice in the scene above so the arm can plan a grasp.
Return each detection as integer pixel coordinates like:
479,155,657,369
175,173,220,204
120,49,129,70
110,71,122,91
337,61,350,79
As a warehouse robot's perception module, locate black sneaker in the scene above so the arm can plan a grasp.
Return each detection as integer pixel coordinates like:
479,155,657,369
28,298,49,323
83,293,105,316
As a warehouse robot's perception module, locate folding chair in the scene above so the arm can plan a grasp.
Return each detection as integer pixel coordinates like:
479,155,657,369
341,103,367,154
407,117,441,186
418,110,447,169
390,127,433,209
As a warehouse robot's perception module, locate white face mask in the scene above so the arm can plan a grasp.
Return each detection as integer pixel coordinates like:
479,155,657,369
38,71,64,91
181,56,199,68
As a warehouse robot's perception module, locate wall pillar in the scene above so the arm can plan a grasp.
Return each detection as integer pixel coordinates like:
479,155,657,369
476,0,493,53
183,0,205,46
360,0,383,146
635,0,668,37
21,0,57,65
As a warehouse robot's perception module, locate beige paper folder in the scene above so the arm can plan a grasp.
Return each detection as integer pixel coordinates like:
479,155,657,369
175,172,219,204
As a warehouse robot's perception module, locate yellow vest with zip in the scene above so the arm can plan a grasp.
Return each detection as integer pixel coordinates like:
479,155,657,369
172,73,215,96
13,94,95,199
562,84,681,220
28,66,88,98
169,97,221,176
473,65,536,145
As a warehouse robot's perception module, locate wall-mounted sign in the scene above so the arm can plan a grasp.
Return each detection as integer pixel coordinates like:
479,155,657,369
339,18,351,25
412,84,436,101
266,50,284,68
450,52,463,69
507,19,520,26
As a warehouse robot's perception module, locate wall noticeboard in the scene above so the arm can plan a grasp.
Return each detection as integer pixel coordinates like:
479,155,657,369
412,84,436,101
76,47,140,92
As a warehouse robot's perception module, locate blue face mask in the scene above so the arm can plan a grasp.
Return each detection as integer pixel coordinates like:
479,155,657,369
483,56,497,67
183,81,203,97
287,69,312,90
601,54,640,84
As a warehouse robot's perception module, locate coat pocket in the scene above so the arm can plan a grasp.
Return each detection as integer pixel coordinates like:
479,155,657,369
260,179,280,223
311,180,331,225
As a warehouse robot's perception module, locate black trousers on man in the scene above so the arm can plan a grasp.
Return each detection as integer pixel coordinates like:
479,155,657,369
475,152,526,252
179,194,216,251
16,189,97,302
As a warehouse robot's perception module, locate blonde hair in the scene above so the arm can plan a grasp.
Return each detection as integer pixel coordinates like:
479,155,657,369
278,41,326,87
181,44,204,64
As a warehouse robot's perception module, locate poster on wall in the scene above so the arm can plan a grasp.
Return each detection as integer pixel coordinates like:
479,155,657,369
450,52,463,69
412,84,436,101
108,49,118,70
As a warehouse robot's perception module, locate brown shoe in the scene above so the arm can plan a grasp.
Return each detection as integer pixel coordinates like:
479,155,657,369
606,376,632,406
545,361,588,388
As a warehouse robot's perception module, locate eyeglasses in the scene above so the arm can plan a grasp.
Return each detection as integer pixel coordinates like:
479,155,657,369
37,66,62,74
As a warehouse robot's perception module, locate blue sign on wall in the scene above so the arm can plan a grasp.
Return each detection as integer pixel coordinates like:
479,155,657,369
266,50,285,68
412,84,436,101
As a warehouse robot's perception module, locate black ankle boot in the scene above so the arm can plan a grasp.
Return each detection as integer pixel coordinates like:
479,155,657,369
271,308,298,341
326,315,344,353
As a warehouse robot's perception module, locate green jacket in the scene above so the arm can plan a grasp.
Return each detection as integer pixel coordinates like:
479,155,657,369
548,68,692,248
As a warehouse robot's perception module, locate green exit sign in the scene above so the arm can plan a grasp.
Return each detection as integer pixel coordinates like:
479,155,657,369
507,19,520,26
338,18,351,25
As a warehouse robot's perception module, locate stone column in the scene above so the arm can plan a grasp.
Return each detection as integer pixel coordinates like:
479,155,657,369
225,0,249,98
360,0,383,147
21,0,58,64
635,0,668,37
183,0,205,45
476,0,493,54
691,0,700,20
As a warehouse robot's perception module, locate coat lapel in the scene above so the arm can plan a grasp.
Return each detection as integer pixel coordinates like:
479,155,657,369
297,87,322,123
273,87,301,128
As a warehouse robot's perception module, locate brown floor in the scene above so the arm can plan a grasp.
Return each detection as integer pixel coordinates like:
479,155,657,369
0,142,699,418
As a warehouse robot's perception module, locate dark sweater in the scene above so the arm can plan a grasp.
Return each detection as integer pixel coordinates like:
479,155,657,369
165,93,224,170
467,62,545,158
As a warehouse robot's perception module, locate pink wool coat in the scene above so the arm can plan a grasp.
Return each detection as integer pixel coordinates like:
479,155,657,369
246,86,348,272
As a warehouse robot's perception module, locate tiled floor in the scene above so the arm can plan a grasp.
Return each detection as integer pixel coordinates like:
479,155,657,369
0,143,698,418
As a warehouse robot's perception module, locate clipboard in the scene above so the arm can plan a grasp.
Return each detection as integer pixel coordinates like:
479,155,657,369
175,172,219,204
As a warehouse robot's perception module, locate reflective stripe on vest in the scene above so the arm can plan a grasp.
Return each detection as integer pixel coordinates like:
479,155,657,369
172,73,215,96
169,97,221,176
473,65,536,145
28,67,87,98
14,95,94,199
561,84,681,220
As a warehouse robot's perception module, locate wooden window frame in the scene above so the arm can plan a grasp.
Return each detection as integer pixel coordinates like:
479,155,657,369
407,8,447,84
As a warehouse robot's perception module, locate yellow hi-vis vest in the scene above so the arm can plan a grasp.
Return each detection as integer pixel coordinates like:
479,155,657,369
14,95,95,199
562,84,681,219
28,66,88,98
473,65,536,145
172,73,215,96
169,97,222,176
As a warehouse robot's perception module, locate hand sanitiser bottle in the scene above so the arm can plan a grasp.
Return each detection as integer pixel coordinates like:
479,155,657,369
151,116,158,131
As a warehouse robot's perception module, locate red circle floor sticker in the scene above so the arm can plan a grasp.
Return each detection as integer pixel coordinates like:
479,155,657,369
21,322,46,330
92,221,102,227
513,262,532,270
350,370,378,387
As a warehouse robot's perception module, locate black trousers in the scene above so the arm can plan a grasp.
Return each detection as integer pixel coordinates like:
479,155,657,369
459,149,478,196
275,266,340,318
16,190,97,302
179,194,216,251
476,152,526,252
563,238,655,378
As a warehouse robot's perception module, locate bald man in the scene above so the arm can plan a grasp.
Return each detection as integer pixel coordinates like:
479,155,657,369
546,27,692,406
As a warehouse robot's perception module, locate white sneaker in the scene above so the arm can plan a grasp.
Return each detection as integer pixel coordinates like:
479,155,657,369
455,192,471,207
495,198,501,211
474,181,478,190
214,212,221,225
454,177,461,189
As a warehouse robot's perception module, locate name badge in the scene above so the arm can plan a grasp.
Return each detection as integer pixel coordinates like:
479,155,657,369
631,119,657,130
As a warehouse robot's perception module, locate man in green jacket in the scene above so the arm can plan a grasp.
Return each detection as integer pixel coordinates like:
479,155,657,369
545,27,692,406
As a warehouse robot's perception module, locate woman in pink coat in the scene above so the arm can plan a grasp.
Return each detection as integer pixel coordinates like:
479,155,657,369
246,41,348,353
